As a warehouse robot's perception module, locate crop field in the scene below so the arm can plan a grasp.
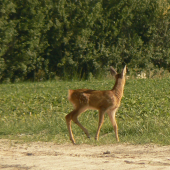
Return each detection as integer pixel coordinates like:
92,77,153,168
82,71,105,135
0,77,170,145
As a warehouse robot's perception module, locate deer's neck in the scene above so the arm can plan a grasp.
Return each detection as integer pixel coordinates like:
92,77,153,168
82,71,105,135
112,79,125,101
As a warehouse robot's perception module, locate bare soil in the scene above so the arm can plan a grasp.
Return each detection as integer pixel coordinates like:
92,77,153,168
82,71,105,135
0,139,170,170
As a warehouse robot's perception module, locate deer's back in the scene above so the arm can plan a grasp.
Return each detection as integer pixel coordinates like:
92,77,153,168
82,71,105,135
68,89,120,110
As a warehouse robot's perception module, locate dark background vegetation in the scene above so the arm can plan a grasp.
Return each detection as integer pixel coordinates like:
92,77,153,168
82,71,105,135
0,0,170,82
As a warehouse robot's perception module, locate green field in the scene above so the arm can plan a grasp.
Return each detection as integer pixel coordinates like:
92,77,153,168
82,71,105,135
0,78,170,145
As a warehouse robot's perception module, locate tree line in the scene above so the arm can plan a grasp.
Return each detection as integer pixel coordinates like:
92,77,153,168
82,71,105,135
0,0,170,82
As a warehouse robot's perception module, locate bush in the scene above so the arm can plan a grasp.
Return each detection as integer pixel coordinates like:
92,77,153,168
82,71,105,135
0,0,170,82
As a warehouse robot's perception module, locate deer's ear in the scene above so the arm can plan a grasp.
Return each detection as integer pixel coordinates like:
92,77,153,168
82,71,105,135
110,66,117,77
121,65,127,77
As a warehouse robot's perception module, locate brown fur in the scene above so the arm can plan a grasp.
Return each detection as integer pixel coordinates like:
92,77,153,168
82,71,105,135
65,66,127,144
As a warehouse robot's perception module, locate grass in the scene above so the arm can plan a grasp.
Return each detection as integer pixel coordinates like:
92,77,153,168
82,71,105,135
0,78,170,145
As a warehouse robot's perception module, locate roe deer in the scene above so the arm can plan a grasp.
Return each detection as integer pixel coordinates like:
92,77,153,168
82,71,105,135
65,66,127,144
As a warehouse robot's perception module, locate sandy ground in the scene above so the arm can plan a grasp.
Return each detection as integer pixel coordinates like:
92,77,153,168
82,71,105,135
0,139,170,170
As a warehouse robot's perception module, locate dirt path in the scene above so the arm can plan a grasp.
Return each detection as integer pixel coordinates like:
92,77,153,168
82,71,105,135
0,139,170,170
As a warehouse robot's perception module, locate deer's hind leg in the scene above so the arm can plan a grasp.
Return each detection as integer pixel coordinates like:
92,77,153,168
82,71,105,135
65,110,76,144
65,106,89,144
72,107,90,138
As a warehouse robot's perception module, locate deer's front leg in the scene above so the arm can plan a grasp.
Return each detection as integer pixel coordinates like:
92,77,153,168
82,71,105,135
95,109,105,140
107,108,119,142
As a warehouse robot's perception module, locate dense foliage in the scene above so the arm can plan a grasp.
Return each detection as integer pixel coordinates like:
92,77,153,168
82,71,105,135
0,0,170,82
